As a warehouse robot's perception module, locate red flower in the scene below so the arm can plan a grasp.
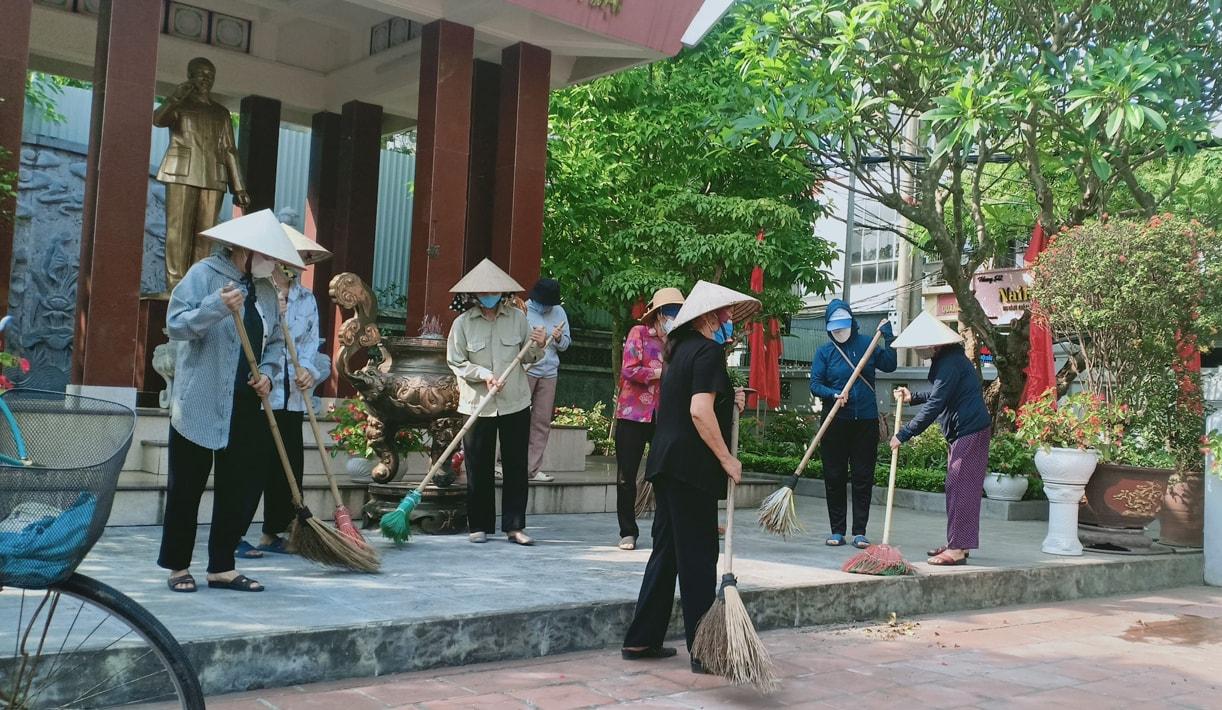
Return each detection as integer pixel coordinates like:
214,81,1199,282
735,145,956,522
0,375,15,390
18,358,30,374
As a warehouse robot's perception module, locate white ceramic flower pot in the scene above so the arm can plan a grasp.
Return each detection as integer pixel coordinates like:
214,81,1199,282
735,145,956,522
345,456,376,483
1035,447,1098,556
983,473,1029,502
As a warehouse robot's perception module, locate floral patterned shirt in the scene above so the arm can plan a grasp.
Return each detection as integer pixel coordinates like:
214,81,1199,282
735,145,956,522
616,324,665,423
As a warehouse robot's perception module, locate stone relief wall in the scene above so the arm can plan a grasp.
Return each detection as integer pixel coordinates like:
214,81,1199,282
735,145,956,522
10,138,168,390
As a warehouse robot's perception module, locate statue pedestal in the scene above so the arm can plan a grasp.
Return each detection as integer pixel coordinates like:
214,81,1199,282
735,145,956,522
135,296,170,408
365,481,468,535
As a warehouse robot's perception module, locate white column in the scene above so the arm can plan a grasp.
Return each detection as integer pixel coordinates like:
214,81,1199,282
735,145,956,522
1204,368,1221,586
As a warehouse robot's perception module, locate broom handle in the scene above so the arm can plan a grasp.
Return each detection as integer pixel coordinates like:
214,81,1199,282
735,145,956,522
724,406,741,574
412,333,554,495
232,310,306,508
791,328,884,478
278,313,345,508
881,392,904,545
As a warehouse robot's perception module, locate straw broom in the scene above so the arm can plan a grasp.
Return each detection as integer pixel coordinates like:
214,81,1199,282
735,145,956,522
232,311,380,573
279,312,369,547
843,392,915,576
381,334,553,543
757,326,886,538
691,408,778,692
633,477,653,518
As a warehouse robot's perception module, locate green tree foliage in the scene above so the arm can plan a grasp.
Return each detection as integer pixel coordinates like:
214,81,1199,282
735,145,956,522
730,0,1222,424
544,11,838,354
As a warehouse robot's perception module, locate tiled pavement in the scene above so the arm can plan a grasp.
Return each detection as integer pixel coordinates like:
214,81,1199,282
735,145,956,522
204,585,1222,709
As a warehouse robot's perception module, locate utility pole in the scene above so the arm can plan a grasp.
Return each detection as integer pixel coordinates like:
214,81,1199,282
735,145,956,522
895,118,923,366
841,171,857,307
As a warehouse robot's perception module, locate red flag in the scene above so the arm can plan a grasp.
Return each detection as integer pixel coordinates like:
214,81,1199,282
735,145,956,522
748,230,782,409
630,297,647,322
1020,223,1056,407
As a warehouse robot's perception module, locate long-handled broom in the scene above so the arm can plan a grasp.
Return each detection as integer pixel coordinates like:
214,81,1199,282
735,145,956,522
279,313,369,547
692,407,777,692
380,333,553,543
757,326,886,538
232,310,380,573
842,392,915,576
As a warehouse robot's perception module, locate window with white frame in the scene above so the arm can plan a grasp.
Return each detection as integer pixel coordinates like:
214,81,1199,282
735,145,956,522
849,200,900,285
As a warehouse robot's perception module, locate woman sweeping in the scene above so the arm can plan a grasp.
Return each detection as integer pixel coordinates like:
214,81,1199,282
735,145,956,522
621,281,751,674
889,312,991,566
235,225,332,556
614,287,684,551
809,299,896,549
447,259,546,545
157,210,302,593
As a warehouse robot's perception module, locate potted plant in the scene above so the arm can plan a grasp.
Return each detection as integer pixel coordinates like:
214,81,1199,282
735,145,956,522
328,399,423,482
552,402,612,457
1014,391,1111,556
1079,401,1176,536
984,431,1035,501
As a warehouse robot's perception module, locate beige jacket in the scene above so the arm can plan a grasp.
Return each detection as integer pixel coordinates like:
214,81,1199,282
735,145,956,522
447,303,543,417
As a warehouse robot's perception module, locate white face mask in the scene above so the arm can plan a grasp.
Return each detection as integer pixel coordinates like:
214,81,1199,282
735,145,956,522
250,253,276,279
658,316,676,334
830,328,851,344
915,346,936,361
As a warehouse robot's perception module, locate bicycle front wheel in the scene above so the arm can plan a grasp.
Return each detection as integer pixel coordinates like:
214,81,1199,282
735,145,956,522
0,573,205,709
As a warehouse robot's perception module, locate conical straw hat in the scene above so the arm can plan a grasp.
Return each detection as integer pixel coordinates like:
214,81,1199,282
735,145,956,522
641,287,686,322
890,311,964,348
200,209,305,269
449,258,523,293
671,281,761,330
280,224,332,266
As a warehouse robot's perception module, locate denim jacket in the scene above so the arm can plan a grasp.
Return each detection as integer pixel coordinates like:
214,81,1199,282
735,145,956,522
267,279,330,413
167,255,285,449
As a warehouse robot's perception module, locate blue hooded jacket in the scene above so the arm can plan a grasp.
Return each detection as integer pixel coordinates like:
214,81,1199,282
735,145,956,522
809,299,897,421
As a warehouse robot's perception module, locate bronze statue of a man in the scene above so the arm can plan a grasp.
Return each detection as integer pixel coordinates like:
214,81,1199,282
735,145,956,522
153,57,250,293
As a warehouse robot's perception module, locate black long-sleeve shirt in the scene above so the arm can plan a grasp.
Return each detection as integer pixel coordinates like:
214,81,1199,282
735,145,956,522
897,344,990,444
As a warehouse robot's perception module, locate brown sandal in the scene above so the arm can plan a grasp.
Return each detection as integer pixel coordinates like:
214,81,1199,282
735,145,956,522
927,545,969,558
927,550,968,566
167,574,196,593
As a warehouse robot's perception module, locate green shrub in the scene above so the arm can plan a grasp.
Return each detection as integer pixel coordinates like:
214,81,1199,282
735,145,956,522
988,431,1036,476
740,452,821,478
740,411,818,458
877,427,948,470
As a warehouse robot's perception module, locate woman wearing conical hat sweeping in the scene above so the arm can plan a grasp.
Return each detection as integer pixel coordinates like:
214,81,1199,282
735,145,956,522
158,210,303,593
621,281,754,673
234,224,333,557
447,259,547,545
614,287,685,551
889,312,991,566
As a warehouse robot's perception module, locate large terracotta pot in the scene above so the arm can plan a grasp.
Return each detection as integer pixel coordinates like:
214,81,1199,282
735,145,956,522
1159,472,1204,547
1035,447,1098,556
1079,463,1172,529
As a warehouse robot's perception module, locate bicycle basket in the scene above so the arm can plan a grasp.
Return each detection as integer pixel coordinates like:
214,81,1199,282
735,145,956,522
0,389,135,588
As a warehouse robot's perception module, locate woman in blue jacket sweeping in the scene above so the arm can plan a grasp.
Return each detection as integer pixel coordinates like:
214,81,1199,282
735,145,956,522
809,299,896,549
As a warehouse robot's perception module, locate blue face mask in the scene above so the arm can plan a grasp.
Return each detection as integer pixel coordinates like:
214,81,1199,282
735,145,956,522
712,319,733,345
477,294,502,309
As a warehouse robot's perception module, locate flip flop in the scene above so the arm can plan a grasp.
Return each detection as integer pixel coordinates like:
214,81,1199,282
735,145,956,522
851,535,871,549
825,534,846,547
207,574,265,592
256,537,290,554
927,545,969,559
234,540,264,559
167,574,196,593
927,551,968,566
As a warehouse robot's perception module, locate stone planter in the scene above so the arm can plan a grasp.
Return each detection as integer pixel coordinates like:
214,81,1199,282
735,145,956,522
983,473,1029,502
1035,447,1098,556
345,456,375,483
1160,472,1205,548
541,425,589,473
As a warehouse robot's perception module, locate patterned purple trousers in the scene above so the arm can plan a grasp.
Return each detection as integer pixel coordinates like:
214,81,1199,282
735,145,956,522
945,428,991,550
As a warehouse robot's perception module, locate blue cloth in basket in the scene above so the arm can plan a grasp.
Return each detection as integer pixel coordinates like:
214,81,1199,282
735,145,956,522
0,492,97,588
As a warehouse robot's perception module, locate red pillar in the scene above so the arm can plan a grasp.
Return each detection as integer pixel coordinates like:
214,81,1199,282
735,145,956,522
236,95,282,214
0,0,33,313
464,60,501,274
406,20,474,332
318,100,382,398
490,42,551,293
72,0,161,388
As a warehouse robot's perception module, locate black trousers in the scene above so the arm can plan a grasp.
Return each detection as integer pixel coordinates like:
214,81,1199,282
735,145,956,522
249,409,304,537
464,407,530,534
623,477,718,653
820,417,878,537
615,418,654,539
158,394,270,574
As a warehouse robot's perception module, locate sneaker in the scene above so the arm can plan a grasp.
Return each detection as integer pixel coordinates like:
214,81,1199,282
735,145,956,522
468,531,488,543
530,472,555,482
618,536,636,550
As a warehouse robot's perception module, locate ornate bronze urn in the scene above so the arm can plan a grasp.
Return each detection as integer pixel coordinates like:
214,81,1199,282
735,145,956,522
329,273,466,533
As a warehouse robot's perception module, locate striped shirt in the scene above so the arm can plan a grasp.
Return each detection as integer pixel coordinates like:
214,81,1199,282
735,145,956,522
267,279,330,413
167,255,285,449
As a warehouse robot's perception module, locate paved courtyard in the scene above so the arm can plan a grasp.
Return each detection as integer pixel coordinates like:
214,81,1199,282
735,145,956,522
203,585,1222,709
